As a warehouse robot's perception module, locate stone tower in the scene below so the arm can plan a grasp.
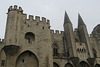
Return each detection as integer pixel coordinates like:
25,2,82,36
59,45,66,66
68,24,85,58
2,5,53,67
0,5,100,67
78,14,93,58
63,11,76,57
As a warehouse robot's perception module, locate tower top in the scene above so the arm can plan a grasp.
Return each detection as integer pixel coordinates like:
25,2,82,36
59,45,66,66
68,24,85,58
8,5,23,13
64,11,71,25
78,14,85,27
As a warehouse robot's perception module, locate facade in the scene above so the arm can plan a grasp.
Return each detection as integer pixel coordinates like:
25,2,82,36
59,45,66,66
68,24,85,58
0,5,100,67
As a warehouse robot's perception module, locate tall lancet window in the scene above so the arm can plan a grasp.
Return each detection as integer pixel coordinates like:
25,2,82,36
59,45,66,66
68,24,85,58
52,42,59,56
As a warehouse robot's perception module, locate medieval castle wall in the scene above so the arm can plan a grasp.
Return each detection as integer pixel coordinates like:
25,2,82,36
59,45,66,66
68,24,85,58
0,5,100,67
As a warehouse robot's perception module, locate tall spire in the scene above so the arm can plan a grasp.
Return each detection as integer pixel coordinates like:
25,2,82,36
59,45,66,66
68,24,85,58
64,11,71,24
78,13,85,27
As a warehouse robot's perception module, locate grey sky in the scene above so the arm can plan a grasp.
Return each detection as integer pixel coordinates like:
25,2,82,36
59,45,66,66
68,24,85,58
0,0,100,38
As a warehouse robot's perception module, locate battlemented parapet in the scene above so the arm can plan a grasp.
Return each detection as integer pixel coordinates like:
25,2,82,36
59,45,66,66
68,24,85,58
50,30,64,35
8,5,23,13
24,15,50,26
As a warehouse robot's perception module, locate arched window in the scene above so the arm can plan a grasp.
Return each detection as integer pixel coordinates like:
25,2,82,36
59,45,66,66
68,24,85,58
78,61,89,67
95,64,100,67
52,42,58,56
93,48,97,58
65,63,73,67
53,62,59,67
25,32,35,43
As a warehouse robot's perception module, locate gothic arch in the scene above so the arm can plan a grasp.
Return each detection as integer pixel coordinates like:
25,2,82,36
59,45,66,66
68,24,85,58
65,63,73,67
25,32,35,43
95,64,100,67
53,62,59,67
78,61,90,67
15,50,39,67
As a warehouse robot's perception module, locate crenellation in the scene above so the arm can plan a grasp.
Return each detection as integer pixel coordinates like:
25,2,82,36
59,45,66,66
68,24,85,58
42,17,46,22
55,30,59,34
50,30,64,35
14,5,17,10
50,30,54,34
8,6,12,11
8,5,23,13
35,16,40,22
19,7,23,12
29,15,34,21
47,19,50,24
60,31,64,34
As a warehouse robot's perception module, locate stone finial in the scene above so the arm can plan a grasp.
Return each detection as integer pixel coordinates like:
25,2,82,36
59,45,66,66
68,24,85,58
78,13,85,27
64,11,71,25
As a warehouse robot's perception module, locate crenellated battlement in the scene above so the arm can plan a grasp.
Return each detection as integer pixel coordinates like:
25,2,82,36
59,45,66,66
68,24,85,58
24,15,50,25
50,30,64,35
8,5,23,13
0,39,4,44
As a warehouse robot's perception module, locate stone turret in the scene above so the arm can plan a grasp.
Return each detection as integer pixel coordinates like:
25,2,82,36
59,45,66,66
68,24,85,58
63,11,76,57
78,14,93,58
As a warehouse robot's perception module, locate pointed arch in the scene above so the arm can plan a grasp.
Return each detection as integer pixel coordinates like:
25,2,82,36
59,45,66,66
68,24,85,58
15,50,39,67
65,63,73,67
78,61,90,67
95,64,100,67
53,62,59,67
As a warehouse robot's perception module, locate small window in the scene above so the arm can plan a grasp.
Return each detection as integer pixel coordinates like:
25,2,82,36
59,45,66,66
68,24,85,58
1,60,5,66
53,48,58,56
25,32,35,43
22,59,24,63
42,27,44,29
52,42,58,56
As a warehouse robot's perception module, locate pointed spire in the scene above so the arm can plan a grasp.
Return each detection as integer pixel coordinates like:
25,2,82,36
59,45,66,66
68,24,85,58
78,13,85,27
64,11,71,24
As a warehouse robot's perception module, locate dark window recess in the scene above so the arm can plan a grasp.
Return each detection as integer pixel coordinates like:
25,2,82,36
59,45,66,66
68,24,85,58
42,27,44,29
53,48,58,56
1,60,5,66
25,32,35,43
22,59,24,63
28,25,29,27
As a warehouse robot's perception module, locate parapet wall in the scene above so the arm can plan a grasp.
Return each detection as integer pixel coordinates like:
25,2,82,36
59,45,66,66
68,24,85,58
25,15,50,25
50,30,64,35
8,5,23,13
8,5,50,27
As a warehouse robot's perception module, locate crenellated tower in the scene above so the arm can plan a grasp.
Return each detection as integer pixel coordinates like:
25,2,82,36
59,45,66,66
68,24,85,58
5,5,23,45
63,11,76,57
78,14,93,58
4,5,53,67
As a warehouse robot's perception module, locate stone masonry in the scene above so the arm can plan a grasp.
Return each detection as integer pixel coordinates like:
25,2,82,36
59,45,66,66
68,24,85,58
0,5,100,67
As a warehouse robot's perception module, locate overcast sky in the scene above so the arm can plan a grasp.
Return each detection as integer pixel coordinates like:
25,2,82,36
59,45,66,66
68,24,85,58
0,0,100,38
